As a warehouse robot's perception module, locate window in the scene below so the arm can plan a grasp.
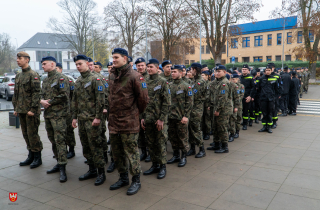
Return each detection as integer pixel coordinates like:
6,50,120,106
287,32,292,44
277,33,282,45
275,55,281,61
185,60,189,65
231,38,238,48
67,62,70,70
206,45,210,54
201,45,204,54
190,46,195,54
222,45,226,54
254,35,263,47
309,30,314,42
190,60,195,64
242,37,250,48
268,34,272,46
221,59,226,65
253,56,262,62
242,57,250,63
297,31,302,43
285,55,291,61
229,57,238,63
266,56,272,61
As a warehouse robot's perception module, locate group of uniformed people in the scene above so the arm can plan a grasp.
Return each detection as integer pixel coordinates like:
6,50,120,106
13,49,309,196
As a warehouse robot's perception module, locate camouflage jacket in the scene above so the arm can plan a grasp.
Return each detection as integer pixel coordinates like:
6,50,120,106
236,82,245,109
72,70,105,120
168,78,193,120
230,82,241,110
204,80,212,108
210,76,232,115
161,73,173,82
139,70,150,119
108,64,149,134
12,66,41,115
67,77,75,102
182,76,192,84
143,73,171,124
190,75,206,119
41,70,69,118
93,71,108,110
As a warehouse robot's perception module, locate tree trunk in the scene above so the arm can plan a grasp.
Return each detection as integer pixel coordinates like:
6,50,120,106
310,61,317,80
214,55,222,65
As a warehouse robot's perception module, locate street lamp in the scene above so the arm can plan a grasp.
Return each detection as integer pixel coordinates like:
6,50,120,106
199,0,202,64
278,13,285,70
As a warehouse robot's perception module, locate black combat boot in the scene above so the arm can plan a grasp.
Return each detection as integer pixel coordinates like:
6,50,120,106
271,121,277,129
242,124,247,130
300,94,302,98
167,150,180,164
20,150,34,166
143,162,160,175
178,151,187,167
47,164,60,174
195,146,206,158
258,114,262,121
127,174,141,195
255,117,259,124
79,165,97,181
207,142,220,150
30,151,42,169
234,130,239,138
95,168,106,186
186,144,196,156
228,134,234,142
157,164,166,179
103,152,108,164
107,158,116,173
210,142,214,146
67,146,75,159
290,112,296,116
249,119,253,127
215,143,229,153
145,154,151,162
139,147,147,161
279,111,287,117
267,125,273,133
110,172,129,190
203,134,210,140
59,164,67,183
258,125,267,132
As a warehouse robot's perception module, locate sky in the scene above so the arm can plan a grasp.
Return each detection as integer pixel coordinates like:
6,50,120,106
1,0,282,48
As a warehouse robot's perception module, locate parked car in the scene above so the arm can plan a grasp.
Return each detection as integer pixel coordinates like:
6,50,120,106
0,75,16,101
0,76,4,84
71,72,81,79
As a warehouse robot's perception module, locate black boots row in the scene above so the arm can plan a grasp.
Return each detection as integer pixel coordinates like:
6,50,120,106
143,163,166,179
259,125,273,133
167,150,187,167
47,164,68,182
207,142,229,153
19,150,42,169
110,173,141,195
78,164,106,186
186,145,206,158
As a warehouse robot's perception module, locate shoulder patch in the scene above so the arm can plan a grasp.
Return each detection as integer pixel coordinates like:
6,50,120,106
142,82,147,89
140,77,144,80
188,90,193,96
221,90,225,94
168,89,171,94
97,78,100,81
198,82,200,85
34,77,38,80
70,86,75,91
59,83,64,89
98,86,103,91
223,84,225,86
69,80,72,82
60,78,64,81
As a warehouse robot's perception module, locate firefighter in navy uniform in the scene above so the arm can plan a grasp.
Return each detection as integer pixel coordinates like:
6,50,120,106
268,63,282,128
279,66,291,116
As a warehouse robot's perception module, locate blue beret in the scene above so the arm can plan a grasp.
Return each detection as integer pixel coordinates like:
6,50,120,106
147,58,159,65
41,56,56,63
107,62,113,67
73,54,88,62
242,64,249,69
56,63,62,68
216,65,226,71
182,65,186,69
112,48,128,57
186,68,191,72
135,57,146,64
202,71,210,75
226,74,230,80
162,60,172,67
232,74,239,78
94,61,102,67
191,63,202,69
296,68,301,70
202,64,207,68
172,65,183,71
88,57,93,62
128,56,133,62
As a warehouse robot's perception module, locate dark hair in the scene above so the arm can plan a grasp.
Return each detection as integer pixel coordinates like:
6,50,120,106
191,67,201,75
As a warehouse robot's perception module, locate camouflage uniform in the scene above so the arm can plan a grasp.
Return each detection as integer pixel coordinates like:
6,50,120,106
182,76,192,85
298,71,304,96
64,76,76,147
202,80,212,135
143,73,171,165
236,82,245,131
305,70,310,92
168,78,193,153
189,75,206,147
72,70,105,169
12,66,42,152
229,82,241,135
41,70,69,165
161,73,173,83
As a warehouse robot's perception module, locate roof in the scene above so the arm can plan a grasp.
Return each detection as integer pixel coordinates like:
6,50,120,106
18,32,77,50
230,16,298,35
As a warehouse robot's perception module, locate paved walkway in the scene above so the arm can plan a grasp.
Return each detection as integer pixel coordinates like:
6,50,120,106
1,86,320,210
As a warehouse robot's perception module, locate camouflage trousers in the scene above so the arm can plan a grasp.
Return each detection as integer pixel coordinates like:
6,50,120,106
45,117,67,165
78,120,105,168
189,107,204,147
110,133,141,176
168,119,189,153
66,114,76,147
229,112,237,135
202,106,211,134
145,123,167,165
19,113,43,152
138,126,147,148
100,114,108,152
236,108,243,131
213,114,230,144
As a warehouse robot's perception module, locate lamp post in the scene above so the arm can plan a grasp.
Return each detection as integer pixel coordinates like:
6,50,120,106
199,0,202,64
278,13,285,70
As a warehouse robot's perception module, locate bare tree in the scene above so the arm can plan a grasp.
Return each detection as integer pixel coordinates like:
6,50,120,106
104,0,146,56
47,0,101,55
0,33,16,72
185,0,262,64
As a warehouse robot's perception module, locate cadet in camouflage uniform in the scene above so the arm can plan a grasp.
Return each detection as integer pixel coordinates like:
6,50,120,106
40,56,69,182
201,71,211,140
167,65,193,167
233,74,244,138
305,67,310,93
71,54,106,186
182,65,192,84
227,74,240,142
13,52,43,169
160,60,173,82
141,58,171,179
207,65,231,153
186,63,206,158
56,63,76,159
108,48,149,196
296,68,303,98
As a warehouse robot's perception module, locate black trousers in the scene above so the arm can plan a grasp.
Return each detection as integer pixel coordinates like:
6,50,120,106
272,97,280,122
261,101,274,126
288,94,297,113
254,99,261,118
279,94,289,112
242,98,252,125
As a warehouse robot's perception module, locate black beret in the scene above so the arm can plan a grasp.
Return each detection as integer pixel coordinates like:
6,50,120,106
226,74,230,80
268,63,275,67
162,60,172,67
216,65,226,71
112,48,128,57
202,71,210,75
227,69,233,74
147,58,159,65
41,56,56,63
73,54,88,62
296,68,301,70
186,68,191,72
94,61,102,67
128,56,133,62
88,57,93,62
56,63,62,68
172,65,183,71
243,64,249,69
135,57,146,64
266,65,272,69
232,74,239,78
191,63,202,69
284,66,288,70
291,71,297,75
107,62,113,67
233,67,237,71
251,70,257,76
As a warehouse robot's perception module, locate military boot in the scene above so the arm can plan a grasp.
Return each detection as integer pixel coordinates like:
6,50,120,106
255,117,259,124
103,151,108,164
110,172,129,190
145,154,151,162
209,142,215,146
79,165,97,181
20,150,34,166
107,157,116,173
195,146,206,158
139,147,147,161
234,130,239,138
167,150,180,164
95,168,106,186
258,114,262,121
279,111,287,117
259,125,267,132
215,143,229,153
271,121,277,129
249,119,253,127
186,144,196,156
30,151,42,169
47,164,60,174
67,146,75,159
228,134,234,142
267,125,273,133
203,134,210,140
157,164,166,179
178,151,187,167
207,142,220,150
143,163,160,175
59,164,67,183
300,94,302,98
127,174,141,195
242,124,247,130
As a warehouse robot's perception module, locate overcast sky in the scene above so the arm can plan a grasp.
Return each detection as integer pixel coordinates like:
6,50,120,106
1,0,282,48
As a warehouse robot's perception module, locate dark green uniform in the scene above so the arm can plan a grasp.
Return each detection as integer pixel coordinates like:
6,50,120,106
182,76,192,85
202,80,212,135
229,82,241,135
161,73,173,83
65,76,76,148
138,71,150,149
236,82,245,131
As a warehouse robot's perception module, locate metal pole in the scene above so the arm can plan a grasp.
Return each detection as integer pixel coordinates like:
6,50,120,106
282,17,285,70
145,10,148,59
199,0,202,64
